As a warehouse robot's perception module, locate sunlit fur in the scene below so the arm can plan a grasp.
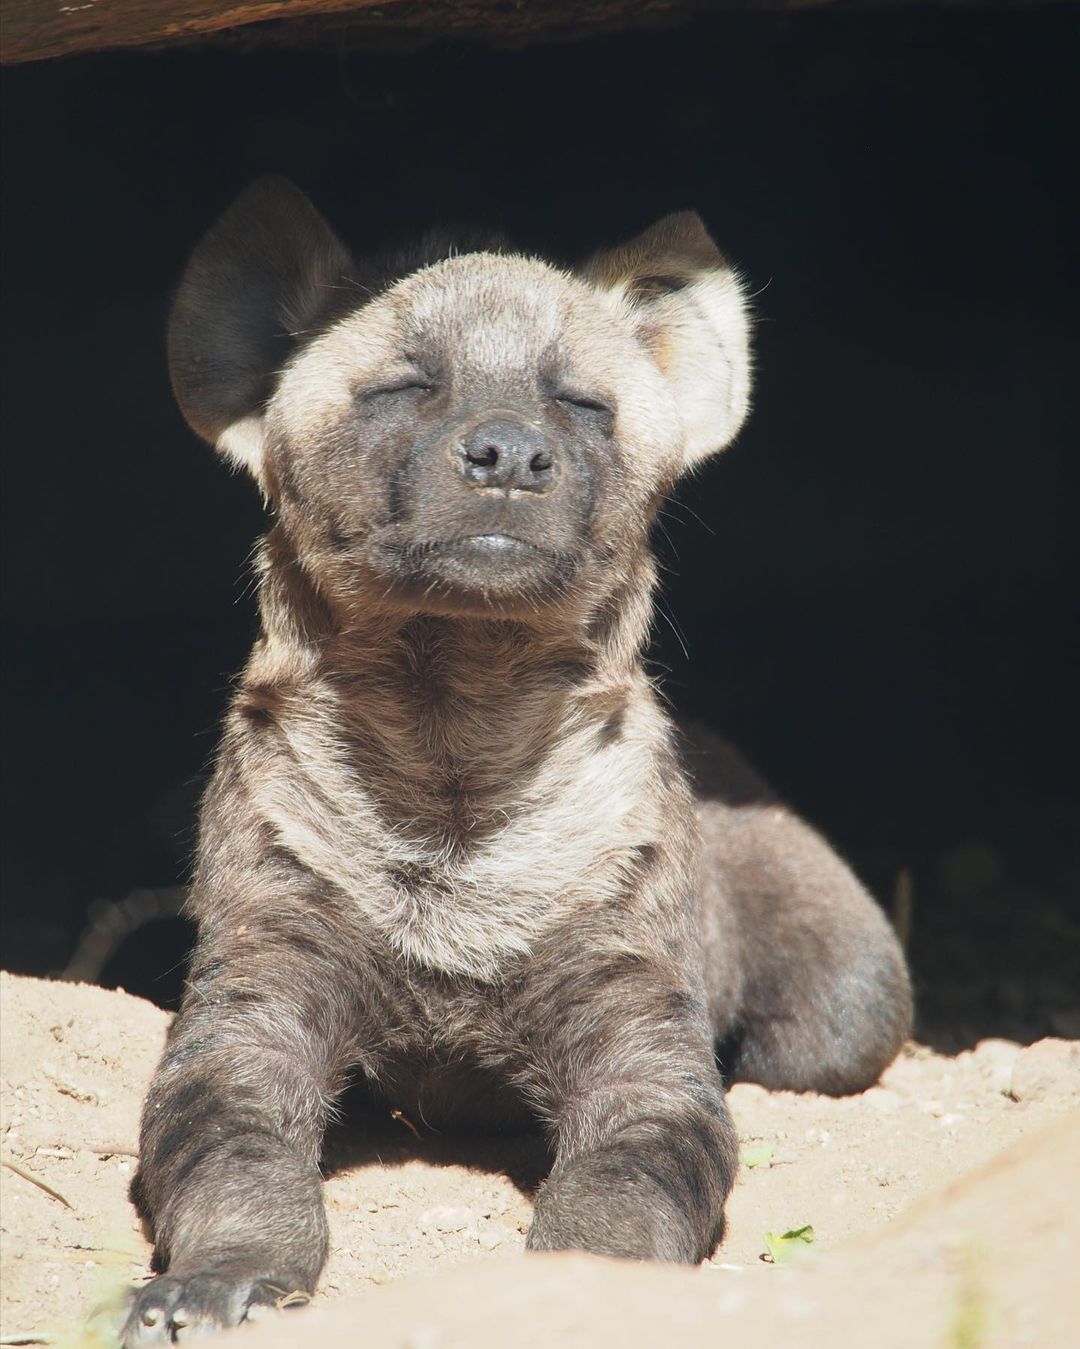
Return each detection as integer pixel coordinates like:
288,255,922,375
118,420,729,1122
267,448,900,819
125,179,911,1341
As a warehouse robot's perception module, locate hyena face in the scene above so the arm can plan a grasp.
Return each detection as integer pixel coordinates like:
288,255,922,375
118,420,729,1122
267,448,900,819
271,257,671,620
168,179,751,622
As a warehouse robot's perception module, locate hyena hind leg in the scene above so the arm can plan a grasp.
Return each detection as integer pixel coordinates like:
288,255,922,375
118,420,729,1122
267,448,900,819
700,796,912,1098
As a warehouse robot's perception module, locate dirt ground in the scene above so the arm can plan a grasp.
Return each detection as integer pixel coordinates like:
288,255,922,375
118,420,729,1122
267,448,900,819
2,971,1079,1346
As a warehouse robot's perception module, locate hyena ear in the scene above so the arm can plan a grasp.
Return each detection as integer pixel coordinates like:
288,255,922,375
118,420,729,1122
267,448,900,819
167,176,354,482
582,212,751,466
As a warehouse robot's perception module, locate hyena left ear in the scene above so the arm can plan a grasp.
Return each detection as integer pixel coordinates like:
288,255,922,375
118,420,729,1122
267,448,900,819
582,212,751,466
168,176,355,486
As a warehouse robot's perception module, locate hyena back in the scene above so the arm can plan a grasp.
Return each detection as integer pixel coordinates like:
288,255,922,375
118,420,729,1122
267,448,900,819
124,179,910,1341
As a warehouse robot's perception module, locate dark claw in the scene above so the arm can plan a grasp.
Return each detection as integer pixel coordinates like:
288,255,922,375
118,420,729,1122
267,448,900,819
121,1270,307,1345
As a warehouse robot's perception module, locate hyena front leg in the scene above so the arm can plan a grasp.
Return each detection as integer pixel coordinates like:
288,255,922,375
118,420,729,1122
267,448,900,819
123,938,358,1344
522,960,737,1263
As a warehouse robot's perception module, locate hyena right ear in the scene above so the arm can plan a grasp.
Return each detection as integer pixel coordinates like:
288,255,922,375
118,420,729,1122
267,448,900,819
582,212,752,467
167,177,354,484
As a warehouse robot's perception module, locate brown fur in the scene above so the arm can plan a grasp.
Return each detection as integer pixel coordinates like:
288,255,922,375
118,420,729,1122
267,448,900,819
123,178,910,1341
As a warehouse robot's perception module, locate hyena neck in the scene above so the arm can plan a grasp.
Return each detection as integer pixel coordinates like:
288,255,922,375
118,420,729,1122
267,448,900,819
245,527,667,822
251,524,660,703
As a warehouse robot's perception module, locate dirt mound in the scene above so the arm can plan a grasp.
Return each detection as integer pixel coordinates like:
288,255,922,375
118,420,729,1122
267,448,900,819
2,972,1078,1345
204,1109,1080,1349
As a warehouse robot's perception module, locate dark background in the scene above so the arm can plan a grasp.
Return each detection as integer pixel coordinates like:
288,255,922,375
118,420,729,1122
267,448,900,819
2,6,1078,1048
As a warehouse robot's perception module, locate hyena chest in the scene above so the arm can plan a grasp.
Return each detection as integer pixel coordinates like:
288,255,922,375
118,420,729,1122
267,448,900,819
364,759,648,980
261,705,654,978
368,824,593,981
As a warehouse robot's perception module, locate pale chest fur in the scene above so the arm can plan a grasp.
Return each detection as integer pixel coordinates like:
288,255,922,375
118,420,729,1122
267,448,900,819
242,672,676,980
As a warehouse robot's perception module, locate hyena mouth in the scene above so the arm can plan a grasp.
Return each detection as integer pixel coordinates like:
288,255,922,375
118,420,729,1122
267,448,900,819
436,533,552,561
391,534,579,602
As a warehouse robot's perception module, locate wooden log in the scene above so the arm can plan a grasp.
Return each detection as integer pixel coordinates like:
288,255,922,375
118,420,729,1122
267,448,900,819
0,0,700,65
0,0,1049,66
0,0,388,64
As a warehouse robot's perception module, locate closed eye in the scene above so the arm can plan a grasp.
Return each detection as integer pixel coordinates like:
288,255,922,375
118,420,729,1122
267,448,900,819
359,378,435,401
554,392,614,418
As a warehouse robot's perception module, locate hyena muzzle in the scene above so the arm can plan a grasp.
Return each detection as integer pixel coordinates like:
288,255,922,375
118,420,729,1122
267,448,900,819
123,178,911,1340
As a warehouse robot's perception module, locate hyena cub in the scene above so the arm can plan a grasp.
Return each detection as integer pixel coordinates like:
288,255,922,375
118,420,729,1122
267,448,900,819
124,178,910,1340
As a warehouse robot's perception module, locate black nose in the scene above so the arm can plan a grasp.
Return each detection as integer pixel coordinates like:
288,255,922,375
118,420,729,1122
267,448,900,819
458,418,558,494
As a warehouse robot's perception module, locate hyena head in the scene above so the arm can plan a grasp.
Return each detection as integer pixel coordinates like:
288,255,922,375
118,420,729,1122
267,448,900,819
168,177,751,628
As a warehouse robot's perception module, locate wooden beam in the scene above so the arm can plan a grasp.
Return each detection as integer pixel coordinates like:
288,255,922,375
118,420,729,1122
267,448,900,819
0,0,1049,65
0,0,403,65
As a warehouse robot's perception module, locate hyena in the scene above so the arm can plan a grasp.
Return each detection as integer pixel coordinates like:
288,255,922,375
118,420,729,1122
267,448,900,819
123,178,911,1340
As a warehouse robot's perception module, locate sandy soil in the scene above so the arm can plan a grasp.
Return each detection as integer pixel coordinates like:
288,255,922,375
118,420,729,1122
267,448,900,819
2,971,1079,1345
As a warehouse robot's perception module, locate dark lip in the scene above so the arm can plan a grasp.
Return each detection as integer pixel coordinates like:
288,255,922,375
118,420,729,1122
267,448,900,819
371,532,579,613
422,534,555,560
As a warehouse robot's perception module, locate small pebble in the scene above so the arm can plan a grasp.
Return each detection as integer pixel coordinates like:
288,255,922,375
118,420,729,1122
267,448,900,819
971,1038,1021,1095
417,1205,476,1234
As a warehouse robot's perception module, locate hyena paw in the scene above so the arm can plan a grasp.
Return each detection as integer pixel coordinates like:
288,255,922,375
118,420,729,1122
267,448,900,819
121,1270,309,1344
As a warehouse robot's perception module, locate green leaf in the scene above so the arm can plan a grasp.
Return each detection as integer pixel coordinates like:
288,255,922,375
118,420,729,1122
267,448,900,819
762,1224,815,1264
740,1144,775,1169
